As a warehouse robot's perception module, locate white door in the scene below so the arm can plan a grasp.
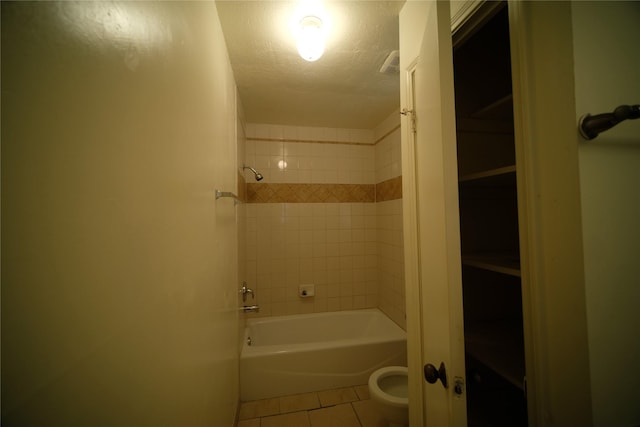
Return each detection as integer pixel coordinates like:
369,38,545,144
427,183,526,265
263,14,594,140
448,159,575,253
400,1,466,426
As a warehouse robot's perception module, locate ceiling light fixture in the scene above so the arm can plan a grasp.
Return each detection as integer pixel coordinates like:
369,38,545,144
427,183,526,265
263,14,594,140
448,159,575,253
297,15,325,62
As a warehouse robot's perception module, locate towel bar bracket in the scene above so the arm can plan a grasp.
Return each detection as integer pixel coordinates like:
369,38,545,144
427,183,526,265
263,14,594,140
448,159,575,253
579,104,639,140
215,189,242,204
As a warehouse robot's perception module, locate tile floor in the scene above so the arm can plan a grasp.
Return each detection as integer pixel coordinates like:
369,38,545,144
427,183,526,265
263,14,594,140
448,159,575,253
237,385,396,427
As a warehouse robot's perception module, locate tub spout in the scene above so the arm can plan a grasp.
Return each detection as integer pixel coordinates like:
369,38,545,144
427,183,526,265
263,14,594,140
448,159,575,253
242,305,260,313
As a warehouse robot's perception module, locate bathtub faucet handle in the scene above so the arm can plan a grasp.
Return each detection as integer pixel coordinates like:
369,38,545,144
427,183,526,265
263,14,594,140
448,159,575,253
242,305,260,313
239,282,255,302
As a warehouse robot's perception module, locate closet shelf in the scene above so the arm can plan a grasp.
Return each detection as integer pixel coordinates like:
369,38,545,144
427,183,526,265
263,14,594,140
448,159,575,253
470,94,514,120
459,165,516,183
462,253,521,277
456,117,514,134
465,321,525,390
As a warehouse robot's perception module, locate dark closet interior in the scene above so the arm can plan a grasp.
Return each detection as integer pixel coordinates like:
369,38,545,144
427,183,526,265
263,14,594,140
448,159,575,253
452,4,528,426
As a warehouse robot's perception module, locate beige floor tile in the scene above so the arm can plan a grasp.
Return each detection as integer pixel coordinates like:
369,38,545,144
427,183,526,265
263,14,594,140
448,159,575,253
354,384,370,400
239,398,280,420
237,419,261,427
352,399,387,427
318,387,359,407
280,392,321,413
261,411,310,427
309,403,361,427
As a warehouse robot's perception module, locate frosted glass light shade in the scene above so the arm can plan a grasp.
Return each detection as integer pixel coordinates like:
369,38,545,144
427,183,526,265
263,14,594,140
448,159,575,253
297,16,324,62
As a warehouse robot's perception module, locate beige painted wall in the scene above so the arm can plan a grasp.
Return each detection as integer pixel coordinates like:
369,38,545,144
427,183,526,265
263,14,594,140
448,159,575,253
1,2,240,425
572,2,640,425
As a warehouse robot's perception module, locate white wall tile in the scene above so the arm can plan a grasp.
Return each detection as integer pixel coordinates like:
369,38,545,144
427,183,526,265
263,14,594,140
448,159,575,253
244,119,404,325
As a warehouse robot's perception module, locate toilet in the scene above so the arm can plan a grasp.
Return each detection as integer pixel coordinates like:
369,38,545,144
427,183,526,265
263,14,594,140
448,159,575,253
368,366,409,426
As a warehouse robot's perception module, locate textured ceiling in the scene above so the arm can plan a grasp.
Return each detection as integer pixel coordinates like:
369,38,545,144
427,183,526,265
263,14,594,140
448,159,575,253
216,1,405,129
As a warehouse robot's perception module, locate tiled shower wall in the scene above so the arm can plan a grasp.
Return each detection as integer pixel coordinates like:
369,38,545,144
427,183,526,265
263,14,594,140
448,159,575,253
243,111,405,329
373,111,405,328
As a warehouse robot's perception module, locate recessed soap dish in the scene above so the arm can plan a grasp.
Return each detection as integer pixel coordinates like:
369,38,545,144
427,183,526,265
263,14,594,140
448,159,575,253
299,284,315,298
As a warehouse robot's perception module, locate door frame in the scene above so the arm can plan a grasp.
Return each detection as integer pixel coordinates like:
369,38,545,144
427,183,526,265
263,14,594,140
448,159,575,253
400,1,466,425
401,1,594,426
508,1,592,425
400,58,424,426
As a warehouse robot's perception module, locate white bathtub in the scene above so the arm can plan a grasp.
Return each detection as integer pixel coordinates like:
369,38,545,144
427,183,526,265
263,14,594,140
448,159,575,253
240,308,407,401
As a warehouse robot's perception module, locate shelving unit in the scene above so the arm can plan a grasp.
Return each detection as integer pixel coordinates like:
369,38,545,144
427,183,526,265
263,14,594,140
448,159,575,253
470,94,513,120
464,321,525,390
458,165,515,183
453,4,527,426
461,254,520,277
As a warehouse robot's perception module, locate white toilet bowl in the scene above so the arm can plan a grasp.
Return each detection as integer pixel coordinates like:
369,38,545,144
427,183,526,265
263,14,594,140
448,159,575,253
368,366,409,426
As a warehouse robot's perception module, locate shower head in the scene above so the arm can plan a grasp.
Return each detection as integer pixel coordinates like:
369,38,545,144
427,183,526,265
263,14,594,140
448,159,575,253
243,166,264,181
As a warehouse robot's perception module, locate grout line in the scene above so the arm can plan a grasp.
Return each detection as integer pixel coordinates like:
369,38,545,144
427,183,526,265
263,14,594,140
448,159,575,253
350,402,364,427
242,384,371,425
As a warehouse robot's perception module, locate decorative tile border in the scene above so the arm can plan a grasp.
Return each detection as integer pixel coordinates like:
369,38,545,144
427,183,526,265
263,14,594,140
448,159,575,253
376,176,402,202
246,176,402,204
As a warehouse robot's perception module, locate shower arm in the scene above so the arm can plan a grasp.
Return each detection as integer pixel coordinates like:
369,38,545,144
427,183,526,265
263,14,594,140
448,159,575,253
243,165,264,181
